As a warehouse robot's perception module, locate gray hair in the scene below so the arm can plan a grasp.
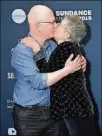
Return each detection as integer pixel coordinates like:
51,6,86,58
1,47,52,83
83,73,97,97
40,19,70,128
63,15,86,43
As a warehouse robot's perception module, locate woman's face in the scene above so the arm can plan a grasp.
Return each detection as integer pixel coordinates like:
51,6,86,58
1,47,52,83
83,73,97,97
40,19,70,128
54,20,69,41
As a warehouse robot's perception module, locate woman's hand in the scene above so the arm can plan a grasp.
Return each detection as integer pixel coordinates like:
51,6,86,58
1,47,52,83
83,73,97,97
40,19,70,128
20,37,41,52
81,56,87,72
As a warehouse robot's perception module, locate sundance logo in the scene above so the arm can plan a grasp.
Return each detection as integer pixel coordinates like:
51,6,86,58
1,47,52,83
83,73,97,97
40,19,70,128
12,9,26,24
55,10,93,21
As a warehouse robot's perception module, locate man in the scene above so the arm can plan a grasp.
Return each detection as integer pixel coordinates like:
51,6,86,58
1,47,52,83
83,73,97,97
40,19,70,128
11,5,86,136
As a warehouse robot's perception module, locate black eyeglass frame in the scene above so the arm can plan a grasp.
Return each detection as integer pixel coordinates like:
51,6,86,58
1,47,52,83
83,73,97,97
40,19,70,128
38,20,56,25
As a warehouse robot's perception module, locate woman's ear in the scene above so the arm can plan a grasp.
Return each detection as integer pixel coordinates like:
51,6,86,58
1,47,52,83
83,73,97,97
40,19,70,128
64,31,70,41
66,31,71,39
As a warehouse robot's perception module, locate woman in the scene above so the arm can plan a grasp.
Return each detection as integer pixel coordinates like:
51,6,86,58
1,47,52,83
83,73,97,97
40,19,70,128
47,15,96,136
20,15,96,136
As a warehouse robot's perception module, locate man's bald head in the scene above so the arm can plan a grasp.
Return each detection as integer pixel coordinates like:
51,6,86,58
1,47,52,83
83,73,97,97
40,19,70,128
28,5,56,41
28,5,54,25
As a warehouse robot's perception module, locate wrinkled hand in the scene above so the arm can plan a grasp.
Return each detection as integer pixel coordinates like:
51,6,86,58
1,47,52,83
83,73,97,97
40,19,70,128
20,37,40,52
64,54,81,74
81,56,87,72
20,37,33,47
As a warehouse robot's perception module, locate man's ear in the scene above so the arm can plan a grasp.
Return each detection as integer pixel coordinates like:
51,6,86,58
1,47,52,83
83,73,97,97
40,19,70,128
35,23,40,31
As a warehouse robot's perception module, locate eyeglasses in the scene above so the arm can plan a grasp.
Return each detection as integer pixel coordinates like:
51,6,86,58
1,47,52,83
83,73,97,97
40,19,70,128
58,23,68,32
38,20,56,25
57,23,72,39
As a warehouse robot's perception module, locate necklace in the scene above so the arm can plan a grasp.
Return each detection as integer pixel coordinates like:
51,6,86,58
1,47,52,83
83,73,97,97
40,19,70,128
29,34,47,61
29,34,44,50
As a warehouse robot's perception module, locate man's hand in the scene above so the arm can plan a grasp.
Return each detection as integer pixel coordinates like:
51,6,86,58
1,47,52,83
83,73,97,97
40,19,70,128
47,54,81,86
81,56,87,72
64,54,81,74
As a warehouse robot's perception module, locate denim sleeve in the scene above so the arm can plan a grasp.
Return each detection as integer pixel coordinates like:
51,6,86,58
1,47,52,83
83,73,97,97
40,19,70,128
11,47,47,89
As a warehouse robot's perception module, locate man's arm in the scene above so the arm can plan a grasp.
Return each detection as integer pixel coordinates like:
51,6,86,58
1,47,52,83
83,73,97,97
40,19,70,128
20,37,87,73
11,46,81,89
47,54,81,86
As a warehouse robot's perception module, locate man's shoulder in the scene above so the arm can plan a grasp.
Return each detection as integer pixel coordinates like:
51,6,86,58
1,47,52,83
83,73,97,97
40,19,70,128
13,42,33,54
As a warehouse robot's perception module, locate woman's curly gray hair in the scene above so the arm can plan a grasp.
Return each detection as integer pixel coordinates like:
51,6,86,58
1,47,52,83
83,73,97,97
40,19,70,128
63,15,86,43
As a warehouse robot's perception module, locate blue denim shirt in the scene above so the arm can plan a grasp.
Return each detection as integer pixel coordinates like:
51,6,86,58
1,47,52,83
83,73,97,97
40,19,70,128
11,39,57,107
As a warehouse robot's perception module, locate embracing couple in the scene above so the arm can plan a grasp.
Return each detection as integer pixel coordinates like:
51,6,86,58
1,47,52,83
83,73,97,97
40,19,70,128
11,5,96,136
